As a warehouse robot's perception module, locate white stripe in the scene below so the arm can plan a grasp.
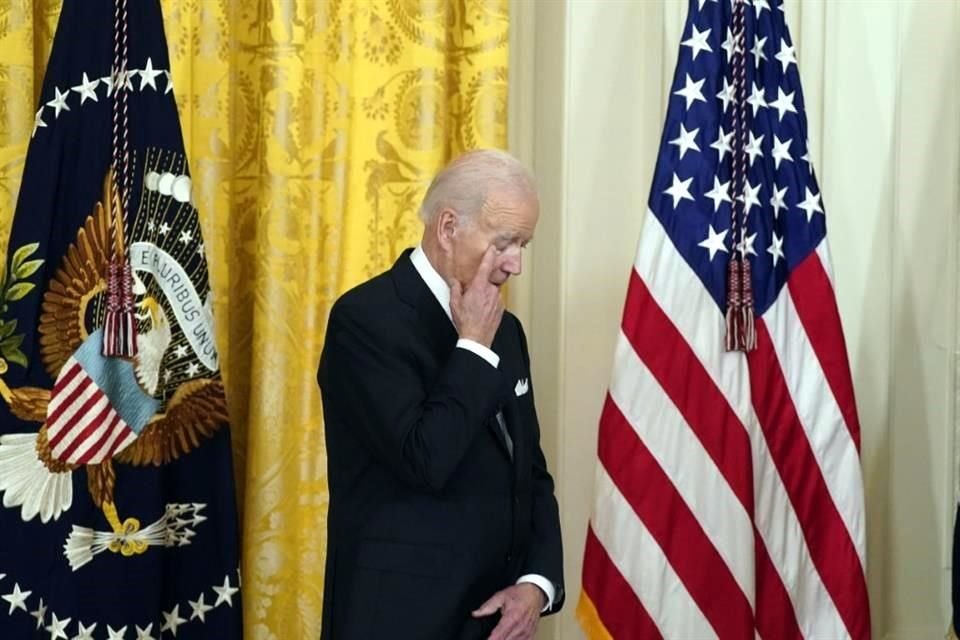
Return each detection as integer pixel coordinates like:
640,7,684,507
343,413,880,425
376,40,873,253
109,428,138,457
591,464,716,640
815,241,835,285
45,362,86,435
634,212,848,637
50,391,109,459
609,331,756,607
68,407,119,463
766,278,867,567
84,415,127,464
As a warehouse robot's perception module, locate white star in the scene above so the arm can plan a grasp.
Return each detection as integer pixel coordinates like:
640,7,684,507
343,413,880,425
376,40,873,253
189,593,214,622
681,25,713,61
737,232,758,258
174,344,189,359
770,185,788,219
180,230,193,245
716,77,736,112
662,173,695,209
45,612,71,640
753,0,771,16
738,179,762,215
721,27,742,60
3,583,31,614
32,107,47,137
673,74,706,110
696,0,718,9
751,36,768,69
213,575,239,608
185,362,200,378
197,242,205,257
106,625,128,640
0,573,5,581
46,87,71,119
164,70,174,95
797,187,824,221
698,225,729,261
768,231,785,266
30,597,47,629
135,623,155,640
745,132,764,167
746,82,767,115
669,124,700,160
711,126,733,162
769,87,798,122
704,176,732,212
161,605,186,636
147,221,156,232
801,139,812,164
72,621,98,640
139,57,163,91
159,222,171,235
122,68,138,91
771,135,793,169
101,74,114,97
775,38,798,73
71,72,100,104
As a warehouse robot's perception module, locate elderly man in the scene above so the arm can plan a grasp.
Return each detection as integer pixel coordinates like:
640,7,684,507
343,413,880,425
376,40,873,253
318,149,564,640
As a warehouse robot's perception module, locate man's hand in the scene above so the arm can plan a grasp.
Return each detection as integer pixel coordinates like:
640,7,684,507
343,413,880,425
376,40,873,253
471,583,545,640
450,246,504,348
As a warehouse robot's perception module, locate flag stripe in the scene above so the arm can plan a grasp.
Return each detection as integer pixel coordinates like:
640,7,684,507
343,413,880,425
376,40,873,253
609,326,756,604
749,321,870,640
599,396,754,638
788,250,862,451
59,398,114,462
48,380,103,453
590,457,717,639
581,526,663,640
75,410,123,464
753,526,804,640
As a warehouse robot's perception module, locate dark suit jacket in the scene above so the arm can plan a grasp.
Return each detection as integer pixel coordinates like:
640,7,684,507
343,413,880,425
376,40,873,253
318,249,564,640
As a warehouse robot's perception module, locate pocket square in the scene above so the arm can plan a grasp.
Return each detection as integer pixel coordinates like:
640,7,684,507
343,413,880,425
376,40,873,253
514,378,529,397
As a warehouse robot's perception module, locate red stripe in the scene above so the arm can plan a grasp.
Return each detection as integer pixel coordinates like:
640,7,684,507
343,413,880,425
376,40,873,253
46,375,97,448
748,322,871,640
75,410,122,464
102,420,135,460
787,251,862,451
622,270,754,512
59,396,113,461
45,363,85,438
599,395,755,639
753,528,803,640
582,525,663,640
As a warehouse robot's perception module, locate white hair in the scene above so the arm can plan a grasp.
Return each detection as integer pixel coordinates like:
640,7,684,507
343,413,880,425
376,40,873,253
418,149,537,225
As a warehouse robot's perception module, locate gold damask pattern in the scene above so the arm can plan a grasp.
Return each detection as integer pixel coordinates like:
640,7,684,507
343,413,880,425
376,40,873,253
0,0,509,637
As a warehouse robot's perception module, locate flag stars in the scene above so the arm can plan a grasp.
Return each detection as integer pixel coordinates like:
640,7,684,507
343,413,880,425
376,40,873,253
30,597,47,629
44,612,71,640
769,87,798,122
750,35,768,69
798,187,824,221
753,0,771,16
698,225,729,261
770,185,788,219
738,179,762,215
681,25,713,61
106,625,128,640
768,231,785,266
185,362,200,378
747,82,767,115
771,135,793,168
673,74,706,110
71,72,100,105
663,173,695,209
711,126,733,162
721,27,742,60
189,593,214,622
213,575,239,608
164,70,175,95
2,582,31,614
669,123,700,159
745,132,764,167
46,87,71,119
716,77,736,112
32,107,47,137
174,344,189,359
161,605,186,636
159,222,171,235
737,232,758,258
775,37,798,73
135,623,155,640
73,621,98,640
139,57,163,91
179,230,193,245
704,176,732,212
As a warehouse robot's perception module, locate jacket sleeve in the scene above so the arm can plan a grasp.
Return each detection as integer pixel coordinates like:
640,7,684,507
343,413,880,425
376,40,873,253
515,318,565,613
319,299,505,493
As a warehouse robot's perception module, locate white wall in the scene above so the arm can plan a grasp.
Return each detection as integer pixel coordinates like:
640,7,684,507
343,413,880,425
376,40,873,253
508,1,960,638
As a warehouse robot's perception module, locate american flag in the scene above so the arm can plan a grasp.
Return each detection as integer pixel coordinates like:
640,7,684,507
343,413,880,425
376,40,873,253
576,0,871,638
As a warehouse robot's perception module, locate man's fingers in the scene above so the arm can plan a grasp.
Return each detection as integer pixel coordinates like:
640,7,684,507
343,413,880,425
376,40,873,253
473,245,498,286
472,593,504,618
449,278,463,306
486,615,515,640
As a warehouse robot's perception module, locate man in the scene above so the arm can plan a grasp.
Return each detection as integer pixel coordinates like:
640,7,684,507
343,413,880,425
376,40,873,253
318,149,564,640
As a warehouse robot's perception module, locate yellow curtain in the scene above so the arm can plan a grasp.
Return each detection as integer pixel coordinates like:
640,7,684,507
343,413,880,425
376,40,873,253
0,0,508,637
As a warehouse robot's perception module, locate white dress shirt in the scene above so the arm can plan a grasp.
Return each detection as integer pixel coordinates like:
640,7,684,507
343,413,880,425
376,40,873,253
409,245,556,612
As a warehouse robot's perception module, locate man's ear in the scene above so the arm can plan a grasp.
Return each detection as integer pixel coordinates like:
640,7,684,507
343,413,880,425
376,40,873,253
436,208,457,252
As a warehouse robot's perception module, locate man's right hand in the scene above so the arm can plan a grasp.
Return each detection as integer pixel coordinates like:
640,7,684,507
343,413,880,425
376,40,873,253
450,246,504,348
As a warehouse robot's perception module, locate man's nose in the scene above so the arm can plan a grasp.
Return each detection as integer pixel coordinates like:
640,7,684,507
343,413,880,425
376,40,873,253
500,249,522,276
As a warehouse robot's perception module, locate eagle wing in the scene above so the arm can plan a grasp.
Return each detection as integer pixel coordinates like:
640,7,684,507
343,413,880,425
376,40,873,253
113,378,228,467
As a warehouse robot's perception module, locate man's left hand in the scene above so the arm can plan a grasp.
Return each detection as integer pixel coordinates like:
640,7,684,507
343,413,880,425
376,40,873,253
471,583,545,640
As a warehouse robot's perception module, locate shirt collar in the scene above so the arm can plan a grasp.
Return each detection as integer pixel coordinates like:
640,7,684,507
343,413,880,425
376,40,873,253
410,244,452,322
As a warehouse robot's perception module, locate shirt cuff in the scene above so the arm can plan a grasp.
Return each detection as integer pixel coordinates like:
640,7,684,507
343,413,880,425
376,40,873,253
516,574,555,612
456,339,500,368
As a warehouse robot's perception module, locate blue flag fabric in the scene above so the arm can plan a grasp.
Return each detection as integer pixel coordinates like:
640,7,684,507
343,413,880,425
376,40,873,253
0,1,242,638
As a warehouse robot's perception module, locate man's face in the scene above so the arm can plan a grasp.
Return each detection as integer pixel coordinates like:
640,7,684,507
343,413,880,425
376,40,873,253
450,192,539,288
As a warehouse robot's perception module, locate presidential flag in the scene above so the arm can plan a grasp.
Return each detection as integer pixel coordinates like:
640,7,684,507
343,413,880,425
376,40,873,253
0,0,241,637
577,0,870,638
